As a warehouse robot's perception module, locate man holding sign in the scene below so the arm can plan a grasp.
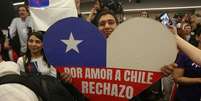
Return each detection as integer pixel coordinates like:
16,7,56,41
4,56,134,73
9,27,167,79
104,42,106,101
94,10,176,101
44,10,177,101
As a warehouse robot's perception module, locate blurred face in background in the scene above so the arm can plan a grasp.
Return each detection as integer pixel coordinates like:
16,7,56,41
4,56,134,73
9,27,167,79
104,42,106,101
94,0,101,10
98,14,117,38
18,6,29,20
183,25,192,35
140,11,149,17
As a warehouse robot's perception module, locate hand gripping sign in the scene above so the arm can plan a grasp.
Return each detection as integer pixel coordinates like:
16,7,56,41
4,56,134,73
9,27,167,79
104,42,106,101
44,17,177,101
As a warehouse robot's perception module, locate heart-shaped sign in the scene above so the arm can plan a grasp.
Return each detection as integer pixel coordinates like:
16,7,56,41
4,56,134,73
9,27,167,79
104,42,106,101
107,17,177,71
44,17,177,101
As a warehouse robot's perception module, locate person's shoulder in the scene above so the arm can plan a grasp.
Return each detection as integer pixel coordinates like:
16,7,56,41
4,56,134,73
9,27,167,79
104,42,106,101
17,56,23,61
0,61,20,76
176,51,191,66
0,61,17,66
177,51,188,59
17,56,24,64
5,61,18,65
12,17,21,21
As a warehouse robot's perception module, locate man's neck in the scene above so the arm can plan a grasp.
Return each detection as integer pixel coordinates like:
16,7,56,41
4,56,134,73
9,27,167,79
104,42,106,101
31,53,42,59
21,17,27,21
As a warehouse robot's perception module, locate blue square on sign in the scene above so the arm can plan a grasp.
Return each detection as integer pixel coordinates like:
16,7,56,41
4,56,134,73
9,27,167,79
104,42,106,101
28,0,49,8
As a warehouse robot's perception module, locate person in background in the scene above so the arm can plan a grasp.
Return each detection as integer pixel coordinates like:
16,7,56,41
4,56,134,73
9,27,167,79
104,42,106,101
0,42,39,101
180,23,193,41
86,0,102,24
9,4,33,57
17,31,57,77
173,27,201,101
188,15,201,46
140,11,149,18
168,23,201,67
0,28,10,60
75,0,82,17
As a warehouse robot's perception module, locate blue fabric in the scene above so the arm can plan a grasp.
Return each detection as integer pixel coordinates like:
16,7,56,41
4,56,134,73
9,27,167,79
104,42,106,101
175,52,201,101
28,0,49,8
44,18,106,67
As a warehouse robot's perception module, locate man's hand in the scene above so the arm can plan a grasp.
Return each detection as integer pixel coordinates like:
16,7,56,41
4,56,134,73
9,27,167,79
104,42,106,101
167,25,177,35
161,63,177,77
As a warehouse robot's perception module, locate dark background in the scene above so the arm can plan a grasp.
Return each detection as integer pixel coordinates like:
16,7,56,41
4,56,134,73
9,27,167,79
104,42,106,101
1,0,201,29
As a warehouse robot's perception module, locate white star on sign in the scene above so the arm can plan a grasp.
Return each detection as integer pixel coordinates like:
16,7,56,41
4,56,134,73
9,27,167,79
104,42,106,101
61,32,83,53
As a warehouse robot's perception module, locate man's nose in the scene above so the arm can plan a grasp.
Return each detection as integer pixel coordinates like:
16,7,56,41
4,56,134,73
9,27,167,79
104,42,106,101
31,42,37,46
104,22,110,28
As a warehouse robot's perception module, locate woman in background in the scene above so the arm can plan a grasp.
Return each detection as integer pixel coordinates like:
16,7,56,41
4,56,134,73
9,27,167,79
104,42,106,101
17,31,57,77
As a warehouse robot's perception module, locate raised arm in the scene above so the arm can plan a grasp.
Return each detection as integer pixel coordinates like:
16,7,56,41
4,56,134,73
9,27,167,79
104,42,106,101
176,34,201,66
8,18,17,39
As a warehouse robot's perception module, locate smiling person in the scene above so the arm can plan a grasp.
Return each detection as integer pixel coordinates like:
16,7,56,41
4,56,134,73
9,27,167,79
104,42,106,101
94,10,118,38
94,10,175,101
17,31,57,77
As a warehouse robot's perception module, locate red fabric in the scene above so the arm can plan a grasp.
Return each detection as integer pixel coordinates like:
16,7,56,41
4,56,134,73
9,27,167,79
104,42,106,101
11,49,19,62
169,83,177,101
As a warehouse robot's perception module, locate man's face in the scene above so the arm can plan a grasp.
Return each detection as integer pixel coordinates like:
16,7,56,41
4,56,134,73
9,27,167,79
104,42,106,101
18,6,29,19
141,11,148,17
183,25,192,35
98,14,117,38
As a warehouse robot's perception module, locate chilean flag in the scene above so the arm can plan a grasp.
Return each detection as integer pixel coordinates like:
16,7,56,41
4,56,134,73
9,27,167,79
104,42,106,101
28,0,49,7
28,0,77,31
44,18,106,67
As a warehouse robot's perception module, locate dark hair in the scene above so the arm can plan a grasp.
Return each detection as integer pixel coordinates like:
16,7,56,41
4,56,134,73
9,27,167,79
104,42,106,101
0,30,5,56
190,27,201,47
196,27,201,36
140,11,149,17
94,9,119,27
24,31,50,71
99,0,123,14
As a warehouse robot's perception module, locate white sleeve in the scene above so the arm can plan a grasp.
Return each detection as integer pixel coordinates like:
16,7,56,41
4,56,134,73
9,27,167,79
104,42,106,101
28,16,34,29
8,18,17,39
49,65,57,78
17,57,25,72
0,61,20,77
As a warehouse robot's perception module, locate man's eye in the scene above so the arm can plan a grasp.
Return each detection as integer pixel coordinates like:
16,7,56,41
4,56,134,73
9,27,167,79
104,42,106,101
99,21,106,26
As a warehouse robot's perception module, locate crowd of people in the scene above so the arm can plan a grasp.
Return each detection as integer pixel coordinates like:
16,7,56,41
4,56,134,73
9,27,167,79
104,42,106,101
0,0,201,101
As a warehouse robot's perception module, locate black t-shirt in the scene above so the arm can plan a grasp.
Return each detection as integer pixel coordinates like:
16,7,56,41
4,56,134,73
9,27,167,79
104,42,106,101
130,80,164,101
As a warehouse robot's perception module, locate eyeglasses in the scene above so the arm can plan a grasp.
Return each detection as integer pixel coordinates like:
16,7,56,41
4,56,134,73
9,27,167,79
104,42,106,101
99,19,116,26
